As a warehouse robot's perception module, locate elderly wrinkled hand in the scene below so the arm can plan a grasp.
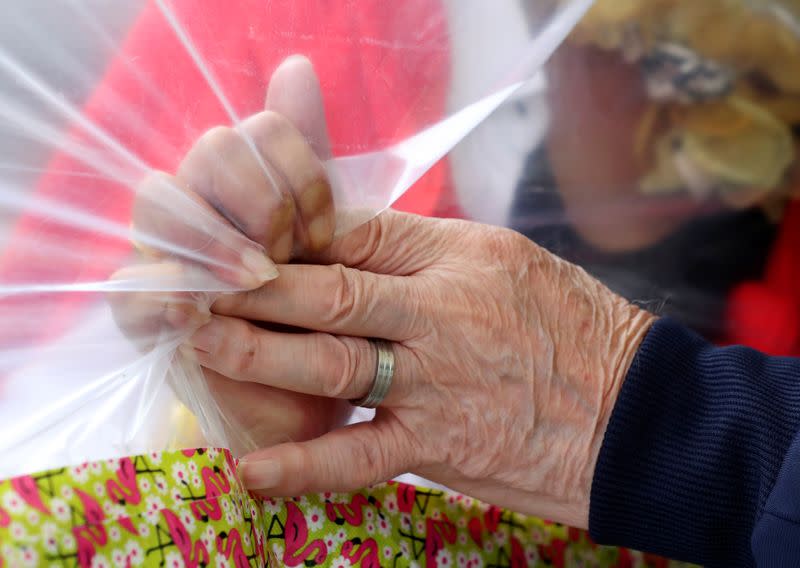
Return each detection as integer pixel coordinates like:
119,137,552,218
192,210,655,528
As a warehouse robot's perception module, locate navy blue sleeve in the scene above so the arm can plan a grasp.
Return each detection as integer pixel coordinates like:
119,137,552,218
588,318,800,567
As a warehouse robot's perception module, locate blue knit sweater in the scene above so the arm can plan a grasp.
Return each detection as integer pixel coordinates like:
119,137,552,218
589,318,800,567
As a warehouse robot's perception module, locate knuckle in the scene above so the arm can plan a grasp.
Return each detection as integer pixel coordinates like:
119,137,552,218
351,434,392,486
199,125,238,154
248,110,292,144
231,325,260,379
353,216,386,267
284,444,315,495
325,337,364,398
321,264,361,326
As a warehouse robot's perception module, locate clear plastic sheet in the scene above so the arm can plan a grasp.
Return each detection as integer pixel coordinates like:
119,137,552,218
448,0,800,344
3,0,800,483
0,0,592,478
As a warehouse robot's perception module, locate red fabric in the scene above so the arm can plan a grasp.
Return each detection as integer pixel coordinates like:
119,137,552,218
726,198,800,356
0,0,453,346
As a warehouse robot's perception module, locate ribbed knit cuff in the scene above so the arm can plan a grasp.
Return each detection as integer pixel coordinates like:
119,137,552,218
589,318,800,567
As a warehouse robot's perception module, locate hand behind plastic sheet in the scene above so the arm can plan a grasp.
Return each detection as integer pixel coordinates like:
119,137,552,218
109,55,351,451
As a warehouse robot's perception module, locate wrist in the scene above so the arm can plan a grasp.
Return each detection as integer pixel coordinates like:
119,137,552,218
580,302,656,525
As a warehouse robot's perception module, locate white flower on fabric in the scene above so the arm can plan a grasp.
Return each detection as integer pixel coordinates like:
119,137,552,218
2,491,24,513
214,556,230,568
364,509,374,521
93,483,105,497
20,547,38,568
43,535,58,554
26,510,39,525
329,556,352,568
304,507,325,532
400,540,410,557
144,510,162,526
409,561,421,568
383,546,394,561
242,531,251,547
61,533,76,550
188,462,198,474
458,533,468,546
261,498,281,515
365,522,375,535
231,504,245,525
107,504,126,520
171,490,184,502
329,492,348,504
415,520,425,534
108,526,121,542
457,517,467,529
125,542,145,566
205,449,219,461
60,485,74,500
155,479,168,495
0,546,15,564
377,517,392,537
90,554,110,568
90,462,103,474
220,499,231,512
69,465,90,483
190,475,202,489
484,540,494,553
139,478,151,492
457,552,468,568
468,551,484,568
205,526,217,543
400,514,413,529
436,549,453,567
172,464,189,485
271,542,284,560
106,458,120,469
136,522,151,537
145,496,165,514
430,509,441,520
383,495,398,515
10,522,27,540
324,534,337,551
318,491,333,502
149,452,162,464
181,511,196,533
336,528,348,543
165,551,185,568
493,530,508,546
224,511,236,526
111,549,126,566
524,546,539,564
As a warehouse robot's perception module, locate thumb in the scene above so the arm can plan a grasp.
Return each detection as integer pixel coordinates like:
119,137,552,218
309,209,451,275
238,420,413,496
266,55,332,160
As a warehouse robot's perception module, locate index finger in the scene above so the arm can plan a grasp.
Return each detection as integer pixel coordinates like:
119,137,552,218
212,263,422,341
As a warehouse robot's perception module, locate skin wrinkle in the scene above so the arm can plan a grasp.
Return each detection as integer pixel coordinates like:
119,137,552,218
180,185,656,527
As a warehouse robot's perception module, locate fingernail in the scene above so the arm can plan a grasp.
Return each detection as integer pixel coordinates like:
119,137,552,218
239,459,282,490
240,248,279,285
189,316,222,354
308,215,334,250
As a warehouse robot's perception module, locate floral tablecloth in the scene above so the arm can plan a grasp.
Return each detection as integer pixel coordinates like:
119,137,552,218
0,448,695,567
